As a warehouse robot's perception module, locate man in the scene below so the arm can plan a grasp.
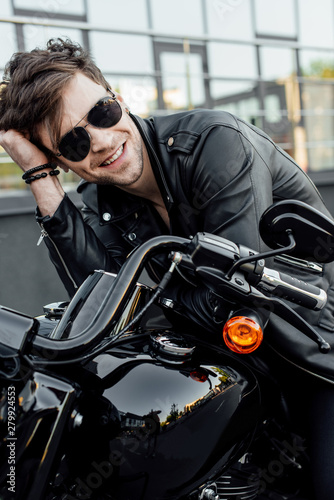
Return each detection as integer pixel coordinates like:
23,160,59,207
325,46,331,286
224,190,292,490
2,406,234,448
0,38,333,497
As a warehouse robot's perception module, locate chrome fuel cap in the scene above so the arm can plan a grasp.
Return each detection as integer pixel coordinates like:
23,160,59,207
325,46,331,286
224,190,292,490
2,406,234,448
150,332,195,362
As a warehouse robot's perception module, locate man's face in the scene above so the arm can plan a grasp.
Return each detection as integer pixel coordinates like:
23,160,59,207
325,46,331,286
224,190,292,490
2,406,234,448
39,72,145,188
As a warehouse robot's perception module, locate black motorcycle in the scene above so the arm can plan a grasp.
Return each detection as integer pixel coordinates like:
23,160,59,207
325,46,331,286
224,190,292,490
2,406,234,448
0,200,333,500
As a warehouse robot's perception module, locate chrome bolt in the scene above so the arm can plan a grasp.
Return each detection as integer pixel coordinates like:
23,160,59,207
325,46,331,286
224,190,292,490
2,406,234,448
71,410,83,428
200,486,219,500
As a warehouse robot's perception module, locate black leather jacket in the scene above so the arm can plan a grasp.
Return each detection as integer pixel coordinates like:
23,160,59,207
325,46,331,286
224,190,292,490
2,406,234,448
37,109,334,375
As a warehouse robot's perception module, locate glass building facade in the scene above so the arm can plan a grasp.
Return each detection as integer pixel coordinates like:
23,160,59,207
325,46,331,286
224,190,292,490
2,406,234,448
1,0,334,191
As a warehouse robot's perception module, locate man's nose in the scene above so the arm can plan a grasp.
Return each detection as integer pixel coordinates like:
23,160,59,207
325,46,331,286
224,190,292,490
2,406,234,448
88,126,113,153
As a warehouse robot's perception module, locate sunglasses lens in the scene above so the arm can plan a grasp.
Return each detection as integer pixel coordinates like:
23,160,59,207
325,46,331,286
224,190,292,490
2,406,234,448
88,97,122,129
58,96,122,161
59,127,90,162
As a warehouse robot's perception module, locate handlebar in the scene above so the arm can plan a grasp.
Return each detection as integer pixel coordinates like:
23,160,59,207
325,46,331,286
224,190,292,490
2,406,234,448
187,232,327,311
27,231,330,361
32,235,189,361
257,268,327,311
185,232,330,352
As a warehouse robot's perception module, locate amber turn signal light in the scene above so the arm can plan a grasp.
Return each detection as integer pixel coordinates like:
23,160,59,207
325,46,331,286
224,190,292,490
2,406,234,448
190,370,208,383
223,316,263,354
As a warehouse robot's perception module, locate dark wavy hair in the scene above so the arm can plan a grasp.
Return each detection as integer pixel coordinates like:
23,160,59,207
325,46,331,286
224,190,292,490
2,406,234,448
0,38,110,152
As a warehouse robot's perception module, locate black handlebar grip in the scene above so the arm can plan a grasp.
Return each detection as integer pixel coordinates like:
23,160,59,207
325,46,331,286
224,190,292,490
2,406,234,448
259,268,327,311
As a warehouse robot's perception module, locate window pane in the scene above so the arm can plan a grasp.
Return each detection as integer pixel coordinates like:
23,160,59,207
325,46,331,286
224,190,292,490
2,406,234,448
23,25,83,52
302,83,334,171
211,80,262,127
13,0,86,15
298,0,334,48
0,158,80,192
260,47,296,80
0,24,17,68
210,80,256,100
206,0,253,41
1,0,12,15
208,43,257,78
150,0,204,36
160,52,205,109
263,83,294,159
105,76,157,116
264,94,282,123
90,33,153,74
254,0,296,38
0,161,26,192
300,50,334,78
87,0,148,30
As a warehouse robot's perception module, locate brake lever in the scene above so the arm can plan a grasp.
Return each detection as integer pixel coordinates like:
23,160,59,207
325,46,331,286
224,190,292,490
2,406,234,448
262,297,330,353
196,266,331,353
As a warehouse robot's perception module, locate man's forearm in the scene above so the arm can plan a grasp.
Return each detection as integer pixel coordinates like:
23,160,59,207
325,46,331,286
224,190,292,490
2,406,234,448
29,171,65,216
0,129,65,216
37,194,121,297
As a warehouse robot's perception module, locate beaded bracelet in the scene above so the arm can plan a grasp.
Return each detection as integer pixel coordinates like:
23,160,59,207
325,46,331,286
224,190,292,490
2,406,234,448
22,162,58,180
25,170,60,184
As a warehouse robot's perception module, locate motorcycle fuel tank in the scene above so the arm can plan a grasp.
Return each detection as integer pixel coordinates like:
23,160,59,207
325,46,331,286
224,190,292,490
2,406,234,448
69,331,261,500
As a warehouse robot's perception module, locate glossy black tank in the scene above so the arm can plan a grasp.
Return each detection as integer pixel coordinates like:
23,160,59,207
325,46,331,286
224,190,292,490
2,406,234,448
67,331,261,500
0,274,262,500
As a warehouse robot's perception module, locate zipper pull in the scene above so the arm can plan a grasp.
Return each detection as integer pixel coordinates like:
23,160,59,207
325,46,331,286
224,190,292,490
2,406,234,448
37,227,48,246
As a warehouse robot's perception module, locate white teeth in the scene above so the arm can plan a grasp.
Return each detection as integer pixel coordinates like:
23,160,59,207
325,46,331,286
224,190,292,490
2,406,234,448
102,144,124,165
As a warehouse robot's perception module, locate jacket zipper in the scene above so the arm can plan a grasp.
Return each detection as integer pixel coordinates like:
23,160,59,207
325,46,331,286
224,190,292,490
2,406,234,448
37,224,78,290
130,114,173,208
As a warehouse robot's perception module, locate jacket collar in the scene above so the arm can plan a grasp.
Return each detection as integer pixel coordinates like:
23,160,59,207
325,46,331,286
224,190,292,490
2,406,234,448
77,113,174,224
129,113,174,212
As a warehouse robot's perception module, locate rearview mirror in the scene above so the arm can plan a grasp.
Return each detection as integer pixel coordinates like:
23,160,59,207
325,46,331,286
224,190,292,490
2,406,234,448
259,200,334,263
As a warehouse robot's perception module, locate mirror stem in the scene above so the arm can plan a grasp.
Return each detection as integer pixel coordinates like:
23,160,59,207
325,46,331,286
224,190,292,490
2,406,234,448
225,230,296,280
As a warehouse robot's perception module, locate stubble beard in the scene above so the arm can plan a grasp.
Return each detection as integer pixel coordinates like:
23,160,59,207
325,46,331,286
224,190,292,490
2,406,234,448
94,141,144,187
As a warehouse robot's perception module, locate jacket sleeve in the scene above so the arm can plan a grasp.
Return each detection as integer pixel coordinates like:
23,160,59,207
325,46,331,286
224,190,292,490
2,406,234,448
36,194,127,297
186,119,328,252
187,124,273,252
178,121,334,333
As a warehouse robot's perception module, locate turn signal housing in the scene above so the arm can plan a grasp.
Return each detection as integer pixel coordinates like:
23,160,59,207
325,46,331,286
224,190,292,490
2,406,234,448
223,316,263,354
190,369,208,383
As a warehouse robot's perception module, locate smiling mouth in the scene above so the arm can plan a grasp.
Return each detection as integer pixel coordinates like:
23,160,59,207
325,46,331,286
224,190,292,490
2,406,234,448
100,144,124,166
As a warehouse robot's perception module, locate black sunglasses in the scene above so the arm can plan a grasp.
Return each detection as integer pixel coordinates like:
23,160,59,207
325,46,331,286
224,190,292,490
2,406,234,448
56,91,123,162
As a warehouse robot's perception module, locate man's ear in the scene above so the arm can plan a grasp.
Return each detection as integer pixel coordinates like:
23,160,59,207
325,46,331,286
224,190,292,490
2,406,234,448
54,158,70,173
114,91,124,102
113,92,131,113
32,139,67,169
59,164,70,173
40,149,69,173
